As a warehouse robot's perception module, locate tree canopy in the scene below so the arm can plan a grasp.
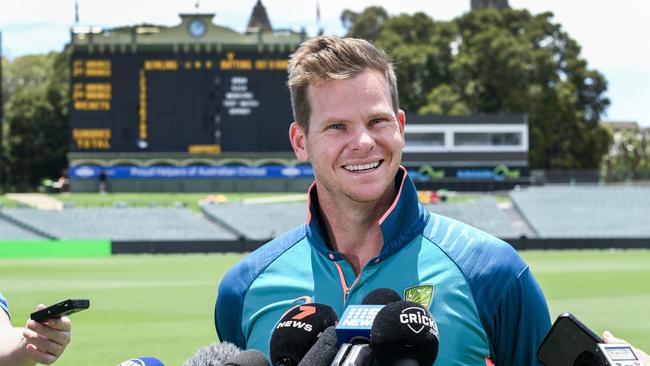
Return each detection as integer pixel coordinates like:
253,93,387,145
603,127,650,181
342,6,612,169
1,51,70,189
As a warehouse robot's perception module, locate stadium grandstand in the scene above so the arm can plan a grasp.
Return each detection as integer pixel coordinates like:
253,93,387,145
2,183,648,253
201,201,307,241
0,216,44,240
0,207,236,241
425,198,520,239
510,185,650,238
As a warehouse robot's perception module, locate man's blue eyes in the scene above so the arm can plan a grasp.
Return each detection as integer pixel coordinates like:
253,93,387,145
328,120,387,130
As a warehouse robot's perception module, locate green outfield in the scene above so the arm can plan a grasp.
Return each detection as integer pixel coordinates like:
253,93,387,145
1,250,648,365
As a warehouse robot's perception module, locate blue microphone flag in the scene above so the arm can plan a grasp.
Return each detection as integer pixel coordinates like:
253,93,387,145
335,305,383,345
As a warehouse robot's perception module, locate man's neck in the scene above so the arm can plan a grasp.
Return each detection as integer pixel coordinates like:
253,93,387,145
315,185,396,275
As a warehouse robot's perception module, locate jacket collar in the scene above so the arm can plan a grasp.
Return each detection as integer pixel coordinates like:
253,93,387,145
305,166,429,263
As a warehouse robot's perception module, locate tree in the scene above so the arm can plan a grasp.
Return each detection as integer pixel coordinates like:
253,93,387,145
341,6,389,42
341,7,613,169
450,8,611,168
376,13,456,113
2,53,58,101
1,51,70,189
419,84,470,115
604,128,650,181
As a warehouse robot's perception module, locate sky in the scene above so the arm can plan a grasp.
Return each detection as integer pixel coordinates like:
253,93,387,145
1,0,649,126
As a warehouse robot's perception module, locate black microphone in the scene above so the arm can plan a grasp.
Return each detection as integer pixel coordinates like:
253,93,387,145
183,342,242,366
370,301,439,366
296,326,339,366
225,349,270,366
269,303,339,366
362,288,402,305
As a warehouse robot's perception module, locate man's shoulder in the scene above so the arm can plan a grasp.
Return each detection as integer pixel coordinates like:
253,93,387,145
220,224,308,295
422,212,527,281
215,224,309,344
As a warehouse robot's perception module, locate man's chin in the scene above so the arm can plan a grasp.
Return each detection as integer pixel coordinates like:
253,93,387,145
343,185,394,205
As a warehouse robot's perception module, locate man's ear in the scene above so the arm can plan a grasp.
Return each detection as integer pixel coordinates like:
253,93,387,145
289,122,309,161
397,109,406,134
397,109,406,147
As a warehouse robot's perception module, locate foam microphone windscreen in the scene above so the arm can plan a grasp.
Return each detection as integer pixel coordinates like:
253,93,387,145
269,303,339,366
225,349,270,366
370,301,439,366
297,326,339,366
362,288,402,305
183,342,242,366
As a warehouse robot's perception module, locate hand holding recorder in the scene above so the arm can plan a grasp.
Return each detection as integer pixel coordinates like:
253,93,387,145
538,313,648,366
0,298,88,365
24,299,89,365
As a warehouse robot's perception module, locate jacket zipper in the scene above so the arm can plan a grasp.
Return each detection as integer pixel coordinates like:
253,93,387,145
333,261,360,305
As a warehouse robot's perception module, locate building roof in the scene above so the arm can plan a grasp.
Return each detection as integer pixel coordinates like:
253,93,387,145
69,11,304,50
407,113,527,125
601,120,640,131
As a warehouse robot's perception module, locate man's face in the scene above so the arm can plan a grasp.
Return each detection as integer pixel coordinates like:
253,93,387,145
289,69,405,205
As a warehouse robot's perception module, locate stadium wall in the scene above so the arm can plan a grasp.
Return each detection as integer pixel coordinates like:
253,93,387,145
0,240,111,258
507,238,650,250
70,177,313,193
2,238,649,258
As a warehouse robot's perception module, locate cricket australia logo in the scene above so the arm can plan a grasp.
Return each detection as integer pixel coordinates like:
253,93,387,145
404,284,434,308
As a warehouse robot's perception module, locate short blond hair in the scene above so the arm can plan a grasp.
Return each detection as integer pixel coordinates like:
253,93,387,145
287,36,399,132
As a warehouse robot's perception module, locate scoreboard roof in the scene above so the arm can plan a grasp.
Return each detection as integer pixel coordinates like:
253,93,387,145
69,13,306,50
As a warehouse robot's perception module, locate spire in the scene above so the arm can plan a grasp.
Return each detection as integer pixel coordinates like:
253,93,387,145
75,0,79,24
471,0,509,10
245,0,273,34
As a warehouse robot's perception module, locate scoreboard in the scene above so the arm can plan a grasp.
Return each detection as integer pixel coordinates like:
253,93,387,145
70,50,294,153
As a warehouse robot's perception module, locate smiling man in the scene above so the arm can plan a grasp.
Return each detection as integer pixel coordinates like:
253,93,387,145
215,36,551,365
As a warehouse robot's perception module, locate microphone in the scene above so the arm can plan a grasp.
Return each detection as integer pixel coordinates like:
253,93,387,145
117,357,165,366
330,343,373,366
296,326,339,366
370,301,439,366
330,289,401,365
225,349,270,366
183,342,242,366
361,288,402,305
336,288,400,345
269,303,339,366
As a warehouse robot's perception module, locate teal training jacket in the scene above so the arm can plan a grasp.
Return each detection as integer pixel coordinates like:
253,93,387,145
0,291,8,317
215,168,550,365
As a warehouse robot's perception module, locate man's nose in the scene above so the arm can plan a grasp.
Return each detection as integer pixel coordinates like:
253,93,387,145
351,127,375,152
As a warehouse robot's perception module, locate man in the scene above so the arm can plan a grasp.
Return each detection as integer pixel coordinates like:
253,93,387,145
0,292,72,365
215,36,551,365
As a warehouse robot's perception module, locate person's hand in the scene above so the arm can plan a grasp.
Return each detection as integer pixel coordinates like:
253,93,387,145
603,330,650,365
21,304,72,365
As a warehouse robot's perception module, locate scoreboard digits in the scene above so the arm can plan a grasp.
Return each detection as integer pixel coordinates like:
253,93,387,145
70,50,294,153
